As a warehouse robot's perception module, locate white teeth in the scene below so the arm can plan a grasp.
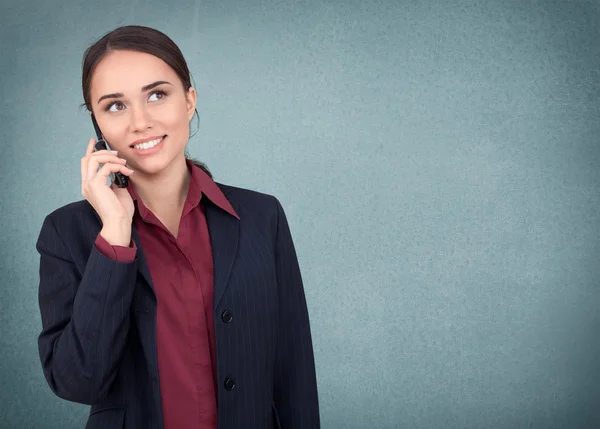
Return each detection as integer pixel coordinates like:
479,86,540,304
134,137,162,150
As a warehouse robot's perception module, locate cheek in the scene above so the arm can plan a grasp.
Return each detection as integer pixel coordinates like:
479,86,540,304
161,104,190,132
103,118,130,147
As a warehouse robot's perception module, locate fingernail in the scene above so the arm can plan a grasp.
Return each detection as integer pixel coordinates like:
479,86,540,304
111,150,118,154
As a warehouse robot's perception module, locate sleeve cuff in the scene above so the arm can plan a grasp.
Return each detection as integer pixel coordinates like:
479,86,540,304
95,233,137,263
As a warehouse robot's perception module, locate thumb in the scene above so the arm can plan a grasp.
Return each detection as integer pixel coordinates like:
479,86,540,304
111,185,130,196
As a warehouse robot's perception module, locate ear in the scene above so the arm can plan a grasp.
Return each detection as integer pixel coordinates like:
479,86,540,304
186,87,197,121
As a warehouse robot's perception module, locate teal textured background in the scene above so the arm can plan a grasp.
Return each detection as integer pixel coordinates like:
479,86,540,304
1,1,599,428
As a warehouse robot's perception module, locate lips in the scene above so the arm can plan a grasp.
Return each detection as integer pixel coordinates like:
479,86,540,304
130,135,166,148
130,135,166,156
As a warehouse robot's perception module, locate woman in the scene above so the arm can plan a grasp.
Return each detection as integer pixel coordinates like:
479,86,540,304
36,25,320,429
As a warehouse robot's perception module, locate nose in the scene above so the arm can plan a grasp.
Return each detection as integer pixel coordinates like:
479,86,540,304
129,104,153,133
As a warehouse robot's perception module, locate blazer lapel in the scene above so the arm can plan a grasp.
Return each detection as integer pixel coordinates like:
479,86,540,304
88,190,239,309
204,200,239,309
130,225,161,378
131,225,156,300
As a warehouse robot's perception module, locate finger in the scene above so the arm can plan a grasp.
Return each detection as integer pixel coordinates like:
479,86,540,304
86,152,100,183
93,162,134,183
86,154,127,182
81,157,87,183
111,184,130,197
81,138,96,180
91,149,119,156
86,153,127,182
89,154,128,165
85,138,96,157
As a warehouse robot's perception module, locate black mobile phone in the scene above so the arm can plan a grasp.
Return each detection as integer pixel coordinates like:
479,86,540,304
91,114,129,188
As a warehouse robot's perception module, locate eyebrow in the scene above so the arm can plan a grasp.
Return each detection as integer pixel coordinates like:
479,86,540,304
96,80,173,104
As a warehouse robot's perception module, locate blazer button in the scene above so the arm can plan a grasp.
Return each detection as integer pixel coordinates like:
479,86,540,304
224,377,236,391
221,310,233,323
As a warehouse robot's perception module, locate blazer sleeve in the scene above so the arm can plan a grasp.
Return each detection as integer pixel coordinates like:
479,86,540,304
36,214,138,405
272,198,321,428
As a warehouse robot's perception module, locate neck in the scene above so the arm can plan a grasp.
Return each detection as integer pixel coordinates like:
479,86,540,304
131,156,191,214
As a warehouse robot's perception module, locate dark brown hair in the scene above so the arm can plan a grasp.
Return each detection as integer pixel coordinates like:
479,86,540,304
81,25,212,178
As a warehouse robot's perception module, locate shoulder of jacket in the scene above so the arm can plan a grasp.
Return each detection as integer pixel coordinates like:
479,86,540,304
216,182,281,210
43,200,100,242
46,199,96,223
37,200,100,256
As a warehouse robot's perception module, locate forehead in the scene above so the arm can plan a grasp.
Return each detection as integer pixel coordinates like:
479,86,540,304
91,50,180,97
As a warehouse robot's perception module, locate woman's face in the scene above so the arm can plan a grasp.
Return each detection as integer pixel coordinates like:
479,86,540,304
89,49,196,176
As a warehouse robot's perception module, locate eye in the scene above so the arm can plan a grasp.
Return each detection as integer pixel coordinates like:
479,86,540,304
148,90,167,102
106,101,125,112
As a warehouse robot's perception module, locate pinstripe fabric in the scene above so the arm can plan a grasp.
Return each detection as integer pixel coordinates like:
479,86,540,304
36,183,320,429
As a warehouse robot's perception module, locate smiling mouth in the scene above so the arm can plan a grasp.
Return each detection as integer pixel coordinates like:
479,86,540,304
131,136,166,150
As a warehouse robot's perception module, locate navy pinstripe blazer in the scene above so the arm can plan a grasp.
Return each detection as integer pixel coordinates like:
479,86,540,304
36,183,320,429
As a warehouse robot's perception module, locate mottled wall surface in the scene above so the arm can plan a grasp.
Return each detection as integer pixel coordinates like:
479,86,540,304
1,1,599,428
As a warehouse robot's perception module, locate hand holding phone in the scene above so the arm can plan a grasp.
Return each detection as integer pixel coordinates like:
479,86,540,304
91,114,129,188
81,115,135,244
82,138,135,244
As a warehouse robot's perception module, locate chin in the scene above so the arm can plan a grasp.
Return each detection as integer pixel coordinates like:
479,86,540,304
131,151,186,176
